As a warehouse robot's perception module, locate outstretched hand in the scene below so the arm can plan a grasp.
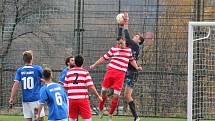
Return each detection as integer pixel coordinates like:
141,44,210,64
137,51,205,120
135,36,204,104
123,12,129,27
8,97,14,105
90,64,96,69
123,12,129,21
137,66,143,71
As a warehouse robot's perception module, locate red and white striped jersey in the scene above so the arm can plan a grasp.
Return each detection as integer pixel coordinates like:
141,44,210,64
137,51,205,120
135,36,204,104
64,67,93,99
103,45,133,72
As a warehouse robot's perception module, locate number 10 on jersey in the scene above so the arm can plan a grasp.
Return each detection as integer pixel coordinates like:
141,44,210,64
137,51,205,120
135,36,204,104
22,77,34,89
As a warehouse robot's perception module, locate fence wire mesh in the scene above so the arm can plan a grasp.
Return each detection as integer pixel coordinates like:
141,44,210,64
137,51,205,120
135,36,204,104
0,0,215,119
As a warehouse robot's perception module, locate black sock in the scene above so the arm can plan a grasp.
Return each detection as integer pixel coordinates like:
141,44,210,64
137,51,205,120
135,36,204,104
128,101,138,119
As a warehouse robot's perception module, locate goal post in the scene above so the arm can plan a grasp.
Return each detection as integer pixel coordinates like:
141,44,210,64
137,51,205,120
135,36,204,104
188,22,215,121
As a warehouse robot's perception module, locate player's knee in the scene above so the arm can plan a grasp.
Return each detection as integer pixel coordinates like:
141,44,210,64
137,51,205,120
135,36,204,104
101,90,107,96
124,90,132,100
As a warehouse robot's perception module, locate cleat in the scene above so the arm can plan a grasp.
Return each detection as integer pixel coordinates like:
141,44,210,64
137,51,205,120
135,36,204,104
108,114,113,121
98,110,104,119
134,117,140,121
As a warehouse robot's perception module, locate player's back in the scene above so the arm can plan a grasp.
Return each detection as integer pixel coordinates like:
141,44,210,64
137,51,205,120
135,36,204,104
105,45,133,72
127,42,140,72
15,64,43,102
64,67,93,99
42,83,68,120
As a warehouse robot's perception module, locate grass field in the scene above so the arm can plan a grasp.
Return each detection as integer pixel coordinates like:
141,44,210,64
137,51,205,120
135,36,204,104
0,115,187,121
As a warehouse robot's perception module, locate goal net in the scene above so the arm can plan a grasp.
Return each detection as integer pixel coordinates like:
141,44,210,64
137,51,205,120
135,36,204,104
188,22,215,121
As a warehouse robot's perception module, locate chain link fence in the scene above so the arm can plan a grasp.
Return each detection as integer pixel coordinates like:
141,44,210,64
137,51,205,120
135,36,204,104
1,0,215,119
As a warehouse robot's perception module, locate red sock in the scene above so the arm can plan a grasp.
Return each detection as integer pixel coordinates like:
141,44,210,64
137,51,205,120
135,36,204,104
99,96,107,111
109,97,119,115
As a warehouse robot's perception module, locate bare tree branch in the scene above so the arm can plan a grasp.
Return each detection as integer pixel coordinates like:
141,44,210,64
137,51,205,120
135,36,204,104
1,0,60,59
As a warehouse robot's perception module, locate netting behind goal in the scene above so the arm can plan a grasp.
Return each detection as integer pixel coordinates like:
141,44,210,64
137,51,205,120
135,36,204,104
188,22,215,121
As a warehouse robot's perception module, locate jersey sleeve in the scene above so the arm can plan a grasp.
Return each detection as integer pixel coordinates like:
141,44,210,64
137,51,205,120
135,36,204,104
14,68,21,82
37,66,43,78
117,27,123,41
129,50,134,61
63,71,70,91
39,86,48,104
85,71,94,87
58,68,67,83
103,47,114,60
124,29,136,46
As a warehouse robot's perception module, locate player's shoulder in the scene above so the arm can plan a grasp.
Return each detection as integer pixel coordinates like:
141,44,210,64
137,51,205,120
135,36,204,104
70,67,89,74
123,47,132,52
40,85,47,92
31,64,43,70
16,65,29,72
62,67,69,72
16,66,24,71
53,82,62,87
46,82,64,91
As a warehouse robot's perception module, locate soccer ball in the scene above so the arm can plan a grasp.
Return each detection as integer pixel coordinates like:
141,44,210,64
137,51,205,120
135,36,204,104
116,13,124,24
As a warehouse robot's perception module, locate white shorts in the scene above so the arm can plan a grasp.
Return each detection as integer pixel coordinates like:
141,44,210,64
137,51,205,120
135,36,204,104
22,101,45,119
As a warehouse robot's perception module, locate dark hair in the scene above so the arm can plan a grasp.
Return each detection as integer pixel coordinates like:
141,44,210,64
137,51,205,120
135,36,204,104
138,33,144,45
43,68,52,80
65,56,74,66
23,50,33,63
75,55,84,67
117,36,125,41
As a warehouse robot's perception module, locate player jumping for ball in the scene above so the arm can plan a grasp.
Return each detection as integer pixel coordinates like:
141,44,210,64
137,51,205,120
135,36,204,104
90,29,142,121
119,12,144,121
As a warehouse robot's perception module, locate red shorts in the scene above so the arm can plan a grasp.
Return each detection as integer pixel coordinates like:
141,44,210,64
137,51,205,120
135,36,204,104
68,99,92,119
102,67,126,93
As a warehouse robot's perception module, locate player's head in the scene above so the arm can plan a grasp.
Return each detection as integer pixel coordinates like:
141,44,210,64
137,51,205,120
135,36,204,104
23,50,33,64
42,68,52,81
132,33,144,45
118,37,126,49
75,55,84,67
65,56,75,68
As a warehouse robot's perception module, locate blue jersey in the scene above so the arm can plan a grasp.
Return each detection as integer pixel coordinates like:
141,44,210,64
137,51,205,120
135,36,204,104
14,64,43,102
58,67,69,83
39,83,68,120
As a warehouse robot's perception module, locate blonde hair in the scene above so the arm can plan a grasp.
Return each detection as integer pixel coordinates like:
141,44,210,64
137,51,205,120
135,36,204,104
43,68,52,80
22,50,33,63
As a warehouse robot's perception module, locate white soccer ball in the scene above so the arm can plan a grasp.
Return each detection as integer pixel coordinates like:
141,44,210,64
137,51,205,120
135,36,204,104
116,13,124,24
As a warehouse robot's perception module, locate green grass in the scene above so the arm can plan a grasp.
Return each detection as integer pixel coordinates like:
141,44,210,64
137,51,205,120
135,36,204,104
0,115,187,121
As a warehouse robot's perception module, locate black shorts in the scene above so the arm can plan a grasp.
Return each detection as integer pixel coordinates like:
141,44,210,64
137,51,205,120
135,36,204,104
125,71,138,88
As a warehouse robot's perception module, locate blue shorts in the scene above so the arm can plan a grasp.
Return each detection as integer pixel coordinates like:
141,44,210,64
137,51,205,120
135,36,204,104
125,71,138,88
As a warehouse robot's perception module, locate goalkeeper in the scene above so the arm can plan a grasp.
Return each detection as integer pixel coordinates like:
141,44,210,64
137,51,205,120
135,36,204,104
90,28,142,121
119,12,144,121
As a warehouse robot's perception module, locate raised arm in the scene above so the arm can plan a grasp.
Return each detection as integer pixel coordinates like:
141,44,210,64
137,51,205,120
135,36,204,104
90,57,106,69
123,12,136,46
124,27,134,46
90,47,113,69
117,26,123,41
